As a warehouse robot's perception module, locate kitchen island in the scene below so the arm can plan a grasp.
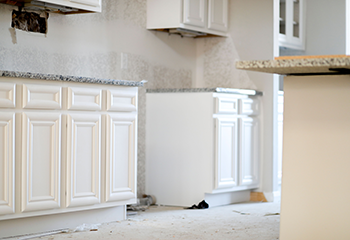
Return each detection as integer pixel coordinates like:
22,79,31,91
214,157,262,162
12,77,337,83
0,70,144,238
236,56,350,240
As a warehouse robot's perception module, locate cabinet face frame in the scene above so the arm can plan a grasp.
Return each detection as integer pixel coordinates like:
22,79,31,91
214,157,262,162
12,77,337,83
239,117,259,187
104,113,137,202
215,117,239,189
21,113,61,212
0,113,15,215
66,114,101,208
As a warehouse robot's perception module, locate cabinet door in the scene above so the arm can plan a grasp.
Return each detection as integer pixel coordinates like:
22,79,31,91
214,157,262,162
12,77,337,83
183,0,206,28
239,117,259,187
0,113,15,215
0,83,16,108
208,0,228,32
21,113,61,212
215,117,238,189
105,113,136,203
66,114,101,208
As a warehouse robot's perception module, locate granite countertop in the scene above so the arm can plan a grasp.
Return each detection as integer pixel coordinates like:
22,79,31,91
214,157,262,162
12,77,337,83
235,56,350,75
0,70,146,87
146,88,262,96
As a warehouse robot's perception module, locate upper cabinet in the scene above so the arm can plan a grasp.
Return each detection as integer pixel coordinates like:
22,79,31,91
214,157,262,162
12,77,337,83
279,0,305,50
147,0,228,38
1,0,102,14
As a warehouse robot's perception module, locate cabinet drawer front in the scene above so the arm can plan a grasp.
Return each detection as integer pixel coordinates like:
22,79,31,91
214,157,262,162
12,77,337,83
105,89,137,112
239,98,259,115
216,98,238,114
0,113,15,215
21,113,61,212
67,87,102,111
0,83,16,108
66,114,101,207
22,84,62,109
105,113,137,202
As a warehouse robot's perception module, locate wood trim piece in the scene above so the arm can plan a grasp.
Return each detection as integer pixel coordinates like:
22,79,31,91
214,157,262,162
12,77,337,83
250,192,267,202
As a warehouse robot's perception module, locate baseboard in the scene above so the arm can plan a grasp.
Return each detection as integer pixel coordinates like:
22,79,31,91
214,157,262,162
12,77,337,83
205,190,251,207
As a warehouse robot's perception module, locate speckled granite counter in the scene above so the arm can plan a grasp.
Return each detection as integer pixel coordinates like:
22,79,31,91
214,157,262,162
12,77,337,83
236,56,350,75
146,88,262,96
0,70,146,87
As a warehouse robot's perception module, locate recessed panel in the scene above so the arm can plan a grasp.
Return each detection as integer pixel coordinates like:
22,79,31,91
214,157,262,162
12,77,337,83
0,83,16,108
216,97,238,114
105,89,137,112
67,87,101,111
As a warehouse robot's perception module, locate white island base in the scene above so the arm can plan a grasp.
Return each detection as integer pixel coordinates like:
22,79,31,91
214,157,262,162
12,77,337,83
280,74,350,240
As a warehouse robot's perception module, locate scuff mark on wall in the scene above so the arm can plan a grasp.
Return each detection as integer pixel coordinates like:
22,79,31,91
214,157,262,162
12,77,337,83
8,27,16,44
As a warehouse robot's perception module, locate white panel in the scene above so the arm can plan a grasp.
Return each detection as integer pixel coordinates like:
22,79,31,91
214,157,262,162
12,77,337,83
239,98,260,115
105,89,137,112
21,113,61,212
183,0,206,27
216,97,238,114
208,0,228,32
66,114,101,207
70,0,100,7
215,117,238,189
239,117,259,186
0,83,16,108
67,87,102,111
0,113,15,215
105,113,136,202
22,84,62,109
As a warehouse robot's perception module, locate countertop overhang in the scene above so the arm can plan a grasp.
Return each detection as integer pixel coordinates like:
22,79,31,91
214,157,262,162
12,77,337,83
146,88,262,96
0,70,146,87
235,56,350,75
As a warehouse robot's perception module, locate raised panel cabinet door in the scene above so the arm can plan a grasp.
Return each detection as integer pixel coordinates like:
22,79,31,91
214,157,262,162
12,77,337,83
208,0,228,32
66,114,101,207
22,84,62,109
105,113,137,203
183,0,206,28
0,83,16,108
67,87,102,111
105,89,137,112
0,113,15,215
21,113,61,212
215,117,238,189
239,117,259,187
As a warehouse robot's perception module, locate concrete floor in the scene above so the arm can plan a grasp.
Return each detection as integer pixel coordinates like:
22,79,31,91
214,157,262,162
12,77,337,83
29,201,280,240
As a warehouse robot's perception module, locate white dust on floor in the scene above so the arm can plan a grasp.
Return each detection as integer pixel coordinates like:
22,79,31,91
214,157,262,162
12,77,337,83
34,201,280,240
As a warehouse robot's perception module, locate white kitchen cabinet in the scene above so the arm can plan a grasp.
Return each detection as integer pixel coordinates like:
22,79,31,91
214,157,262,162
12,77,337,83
21,113,61,212
0,76,139,238
66,114,101,208
279,0,305,50
24,0,102,13
147,0,228,37
146,90,261,207
104,113,137,202
0,113,15,216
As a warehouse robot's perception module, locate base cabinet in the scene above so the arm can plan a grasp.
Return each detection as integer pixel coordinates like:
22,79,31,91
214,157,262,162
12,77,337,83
146,91,260,207
0,79,138,228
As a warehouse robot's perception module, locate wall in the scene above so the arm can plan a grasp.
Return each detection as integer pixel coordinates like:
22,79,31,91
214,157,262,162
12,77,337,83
195,0,279,200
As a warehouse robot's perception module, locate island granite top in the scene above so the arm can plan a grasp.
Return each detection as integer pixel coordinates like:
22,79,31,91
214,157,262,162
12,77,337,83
0,70,146,87
235,56,350,75
146,88,262,96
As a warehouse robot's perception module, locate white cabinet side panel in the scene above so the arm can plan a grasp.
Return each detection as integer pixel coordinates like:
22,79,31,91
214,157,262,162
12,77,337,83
239,117,259,187
0,113,15,215
21,113,61,212
105,113,137,202
66,114,101,208
215,117,238,189
0,83,16,108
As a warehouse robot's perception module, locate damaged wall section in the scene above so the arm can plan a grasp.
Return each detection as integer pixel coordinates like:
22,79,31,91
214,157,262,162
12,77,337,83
11,10,48,34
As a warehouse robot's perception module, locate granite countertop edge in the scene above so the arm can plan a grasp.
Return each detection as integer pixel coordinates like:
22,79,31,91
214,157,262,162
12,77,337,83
146,88,262,96
0,70,145,87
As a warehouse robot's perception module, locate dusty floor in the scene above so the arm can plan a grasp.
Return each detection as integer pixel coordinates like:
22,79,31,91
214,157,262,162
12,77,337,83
32,201,280,240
